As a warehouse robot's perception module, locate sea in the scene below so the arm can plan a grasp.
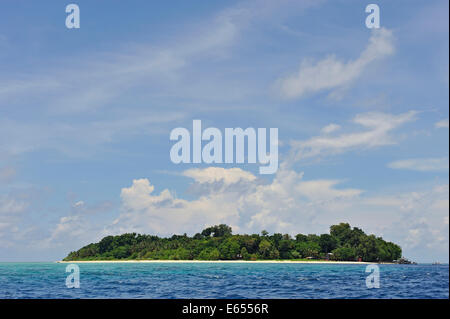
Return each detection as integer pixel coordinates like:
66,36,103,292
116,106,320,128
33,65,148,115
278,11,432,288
0,262,448,299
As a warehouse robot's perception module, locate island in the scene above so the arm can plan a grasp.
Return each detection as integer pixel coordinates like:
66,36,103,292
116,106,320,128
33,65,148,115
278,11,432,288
63,222,403,263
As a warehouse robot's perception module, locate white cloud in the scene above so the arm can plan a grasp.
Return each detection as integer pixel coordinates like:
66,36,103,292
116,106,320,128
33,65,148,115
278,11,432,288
183,167,256,184
277,28,395,99
321,123,341,134
114,177,242,236
432,199,449,211
73,201,85,208
110,169,364,236
295,180,362,201
435,118,449,128
0,193,30,248
44,200,115,251
0,16,236,113
126,172,298,232
96,166,449,262
0,4,247,159
49,215,85,242
0,0,319,114
388,157,449,172
381,185,449,258
0,196,28,215
289,110,417,163
0,1,320,160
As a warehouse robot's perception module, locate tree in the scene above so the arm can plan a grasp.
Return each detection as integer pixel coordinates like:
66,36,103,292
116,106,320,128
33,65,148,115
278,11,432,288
112,246,130,259
278,239,294,259
98,236,114,253
295,234,308,242
193,233,203,240
307,234,320,243
63,223,403,263
330,223,352,244
258,239,279,259
348,227,365,247
331,246,356,261
198,248,220,260
356,235,379,262
201,224,232,237
241,235,258,253
271,233,283,247
258,239,272,258
296,241,320,258
319,234,338,254
290,250,301,259
173,248,191,260
219,237,240,259
241,247,250,260
214,224,233,237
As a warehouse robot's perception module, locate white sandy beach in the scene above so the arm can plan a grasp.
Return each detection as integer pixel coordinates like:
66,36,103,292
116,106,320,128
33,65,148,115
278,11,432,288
57,260,376,264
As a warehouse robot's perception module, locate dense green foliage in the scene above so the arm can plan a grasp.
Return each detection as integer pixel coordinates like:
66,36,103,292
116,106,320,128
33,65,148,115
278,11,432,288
63,223,402,262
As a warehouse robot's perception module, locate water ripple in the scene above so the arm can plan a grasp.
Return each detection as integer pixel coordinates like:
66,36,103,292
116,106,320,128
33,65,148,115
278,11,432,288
0,263,447,299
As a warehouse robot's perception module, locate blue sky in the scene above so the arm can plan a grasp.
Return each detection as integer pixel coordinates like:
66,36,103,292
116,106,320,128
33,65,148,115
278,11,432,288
0,0,448,262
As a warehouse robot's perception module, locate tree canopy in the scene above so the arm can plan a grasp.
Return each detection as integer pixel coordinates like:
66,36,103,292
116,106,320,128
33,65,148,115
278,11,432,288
63,222,401,262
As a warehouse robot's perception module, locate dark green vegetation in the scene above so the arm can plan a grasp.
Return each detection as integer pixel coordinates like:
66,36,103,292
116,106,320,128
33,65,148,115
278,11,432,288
63,223,402,262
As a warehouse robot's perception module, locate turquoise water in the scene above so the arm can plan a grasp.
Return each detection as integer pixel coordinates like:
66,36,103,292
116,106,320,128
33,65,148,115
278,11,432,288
0,262,448,299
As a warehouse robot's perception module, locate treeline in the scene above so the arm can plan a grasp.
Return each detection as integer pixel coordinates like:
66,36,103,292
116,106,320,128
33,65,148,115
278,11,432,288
63,223,402,262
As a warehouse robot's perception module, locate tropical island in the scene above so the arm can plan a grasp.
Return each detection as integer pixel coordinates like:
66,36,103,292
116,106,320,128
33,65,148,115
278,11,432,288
63,223,402,263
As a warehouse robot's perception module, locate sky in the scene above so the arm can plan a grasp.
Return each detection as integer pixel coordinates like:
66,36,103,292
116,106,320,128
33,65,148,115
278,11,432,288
0,0,448,263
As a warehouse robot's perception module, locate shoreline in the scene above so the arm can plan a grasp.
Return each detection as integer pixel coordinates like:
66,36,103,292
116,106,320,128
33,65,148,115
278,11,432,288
56,259,386,264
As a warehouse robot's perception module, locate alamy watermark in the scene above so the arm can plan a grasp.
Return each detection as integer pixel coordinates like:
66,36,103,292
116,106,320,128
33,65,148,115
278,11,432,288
365,4,380,29
65,4,80,29
365,264,380,289
169,120,279,174
64,3,378,30
65,264,80,288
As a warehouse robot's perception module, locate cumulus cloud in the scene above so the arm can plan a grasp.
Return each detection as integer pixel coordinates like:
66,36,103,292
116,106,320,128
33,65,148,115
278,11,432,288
183,167,256,184
295,180,363,201
49,215,86,243
114,178,243,236
386,185,449,258
10,109,445,261
96,166,449,262
388,157,449,172
277,28,395,99
289,110,417,163
435,118,449,128
321,123,341,134
45,200,115,250
111,168,363,236
0,196,28,215
73,201,85,208
0,193,30,248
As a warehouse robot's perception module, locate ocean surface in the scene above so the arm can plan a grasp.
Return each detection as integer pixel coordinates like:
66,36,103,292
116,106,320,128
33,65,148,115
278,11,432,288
0,262,448,299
